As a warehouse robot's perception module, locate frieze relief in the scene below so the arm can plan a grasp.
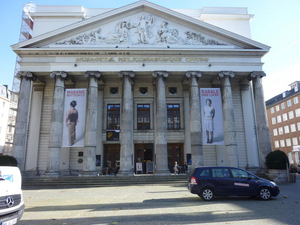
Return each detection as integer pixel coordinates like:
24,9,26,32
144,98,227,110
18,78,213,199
55,14,227,46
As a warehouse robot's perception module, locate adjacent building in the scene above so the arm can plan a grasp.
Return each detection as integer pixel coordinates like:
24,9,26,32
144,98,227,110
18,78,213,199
10,1,271,176
266,81,300,164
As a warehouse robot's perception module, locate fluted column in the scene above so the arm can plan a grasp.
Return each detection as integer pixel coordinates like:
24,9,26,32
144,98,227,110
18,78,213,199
12,71,36,172
118,71,135,175
186,71,203,168
46,71,68,176
81,71,101,176
152,71,169,174
249,71,271,169
218,71,239,167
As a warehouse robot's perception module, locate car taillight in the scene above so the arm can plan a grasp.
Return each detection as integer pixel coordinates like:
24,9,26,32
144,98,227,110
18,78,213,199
191,177,197,184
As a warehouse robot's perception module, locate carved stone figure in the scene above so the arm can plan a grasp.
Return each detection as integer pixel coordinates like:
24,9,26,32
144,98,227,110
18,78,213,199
156,21,184,44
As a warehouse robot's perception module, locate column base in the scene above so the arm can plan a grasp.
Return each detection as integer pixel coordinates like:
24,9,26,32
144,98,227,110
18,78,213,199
79,171,99,177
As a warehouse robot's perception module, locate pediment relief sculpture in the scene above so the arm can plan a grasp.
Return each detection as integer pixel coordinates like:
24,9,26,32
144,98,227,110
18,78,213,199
55,14,227,46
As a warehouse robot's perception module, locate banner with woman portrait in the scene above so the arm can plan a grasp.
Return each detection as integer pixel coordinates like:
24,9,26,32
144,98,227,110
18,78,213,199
62,89,87,147
200,88,224,145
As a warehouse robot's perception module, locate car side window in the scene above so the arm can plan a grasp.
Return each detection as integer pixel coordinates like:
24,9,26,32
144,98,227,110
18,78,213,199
199,169,210,177
231,169,248,179
212,168,230,178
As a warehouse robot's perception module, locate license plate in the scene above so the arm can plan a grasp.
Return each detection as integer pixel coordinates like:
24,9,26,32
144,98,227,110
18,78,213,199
1,218,17,225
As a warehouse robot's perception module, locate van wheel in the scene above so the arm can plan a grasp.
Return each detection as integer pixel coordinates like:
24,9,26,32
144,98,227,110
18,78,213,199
199,188,214,201
258,187,271,200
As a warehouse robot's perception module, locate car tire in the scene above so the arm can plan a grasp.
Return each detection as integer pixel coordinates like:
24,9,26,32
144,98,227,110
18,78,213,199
258,187,271,200
199,188,214,201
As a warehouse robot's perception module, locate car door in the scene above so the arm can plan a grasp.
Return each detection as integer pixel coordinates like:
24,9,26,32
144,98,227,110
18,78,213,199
229,168,259,196
211,168,233,195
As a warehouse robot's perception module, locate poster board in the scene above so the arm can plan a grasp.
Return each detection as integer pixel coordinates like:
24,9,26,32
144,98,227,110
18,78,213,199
136,162,143,174
146,162,153,174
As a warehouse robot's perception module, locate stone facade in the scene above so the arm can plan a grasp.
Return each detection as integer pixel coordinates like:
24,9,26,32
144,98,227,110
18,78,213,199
11,1,271,176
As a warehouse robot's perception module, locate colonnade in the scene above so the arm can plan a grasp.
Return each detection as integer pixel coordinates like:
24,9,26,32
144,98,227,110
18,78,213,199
12,70,271,175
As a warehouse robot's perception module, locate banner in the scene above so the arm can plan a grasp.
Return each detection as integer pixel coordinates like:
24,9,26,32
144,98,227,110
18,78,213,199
62,89,87,147
200,88,224,145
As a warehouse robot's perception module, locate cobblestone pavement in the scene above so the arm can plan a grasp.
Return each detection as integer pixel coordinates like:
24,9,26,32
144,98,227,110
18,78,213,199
18,175,300,225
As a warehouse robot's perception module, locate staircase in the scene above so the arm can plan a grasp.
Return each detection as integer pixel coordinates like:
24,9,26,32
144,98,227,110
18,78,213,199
22,174,188,189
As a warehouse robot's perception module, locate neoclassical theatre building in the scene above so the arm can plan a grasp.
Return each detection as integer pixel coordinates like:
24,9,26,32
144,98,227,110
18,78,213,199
11,1,271,176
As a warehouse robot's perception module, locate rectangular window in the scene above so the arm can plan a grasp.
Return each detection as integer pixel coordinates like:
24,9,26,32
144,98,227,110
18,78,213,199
292,137,298,146
281,102,285,109
273,129,278,136
289,111,294,119
298,122,300,131
288,100,292,107
137,104,150,130
272,117,276,125
286,139,291,146
271,107,275,114
278,127,283,135
275,141,279,148
291,124,296,132
167,104,180,129
107,104,120,130
284,125,290,134
282,113,288,121
280,140,285,147
277,115,282,123
295,108,300,117
275,105,280,111
294,97,299,104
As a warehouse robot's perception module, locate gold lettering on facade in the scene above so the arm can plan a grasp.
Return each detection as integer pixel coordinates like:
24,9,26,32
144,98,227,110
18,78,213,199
76,57,209,63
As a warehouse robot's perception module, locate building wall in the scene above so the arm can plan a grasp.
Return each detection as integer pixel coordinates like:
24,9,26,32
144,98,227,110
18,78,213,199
266,91,300,163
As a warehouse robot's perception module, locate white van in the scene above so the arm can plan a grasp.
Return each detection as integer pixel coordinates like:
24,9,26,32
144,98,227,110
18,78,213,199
0,167,25,225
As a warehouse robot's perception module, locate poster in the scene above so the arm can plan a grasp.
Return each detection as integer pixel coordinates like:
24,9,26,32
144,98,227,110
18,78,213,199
200,88,224,145
62,89,87,147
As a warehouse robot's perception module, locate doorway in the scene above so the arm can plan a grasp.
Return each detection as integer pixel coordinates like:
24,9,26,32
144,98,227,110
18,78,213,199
104,144,120,173
167,144,184,173
135,144,153,174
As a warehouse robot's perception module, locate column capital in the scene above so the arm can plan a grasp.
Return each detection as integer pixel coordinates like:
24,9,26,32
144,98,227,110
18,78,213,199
218,71,235,78
152,71,168,78
50,71,68,79
186,71,202,78
248,71,266,80
118,71,135,78
84,71,102,79
16,71,36,81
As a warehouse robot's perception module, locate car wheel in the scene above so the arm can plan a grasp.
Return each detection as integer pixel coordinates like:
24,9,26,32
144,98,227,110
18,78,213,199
258,187,271,200
199,188,214,201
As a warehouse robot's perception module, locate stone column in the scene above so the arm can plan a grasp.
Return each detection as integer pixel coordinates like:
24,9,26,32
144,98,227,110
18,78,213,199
12,71,36,172
240,79,260,169
46,71,67,176
97,81,105,172
118,71,135,175
152,71,169,174
186,71,203,169
25,83,44,175
249,71,271,169
81,71,101,176
218,71,239,167
182,80,191,165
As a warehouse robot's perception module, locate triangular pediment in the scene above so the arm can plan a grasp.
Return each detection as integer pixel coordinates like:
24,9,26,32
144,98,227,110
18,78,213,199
12,0,270,52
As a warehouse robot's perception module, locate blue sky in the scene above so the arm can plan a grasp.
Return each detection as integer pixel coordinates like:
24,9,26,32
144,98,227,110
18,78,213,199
1,0,300,100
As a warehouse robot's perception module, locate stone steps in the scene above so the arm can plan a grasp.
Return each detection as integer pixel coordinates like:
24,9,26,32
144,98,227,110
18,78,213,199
22,174,188,188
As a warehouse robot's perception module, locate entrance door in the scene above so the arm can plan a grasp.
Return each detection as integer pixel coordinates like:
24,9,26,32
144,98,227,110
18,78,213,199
168,144,184,173
135,144,153,174
104,144,120,171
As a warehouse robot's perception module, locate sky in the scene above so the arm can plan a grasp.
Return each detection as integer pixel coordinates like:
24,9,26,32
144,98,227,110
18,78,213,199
0,0,300,101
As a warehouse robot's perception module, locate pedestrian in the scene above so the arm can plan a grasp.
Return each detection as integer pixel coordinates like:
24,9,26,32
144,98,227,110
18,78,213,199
183,162,188,173
174,161,180,175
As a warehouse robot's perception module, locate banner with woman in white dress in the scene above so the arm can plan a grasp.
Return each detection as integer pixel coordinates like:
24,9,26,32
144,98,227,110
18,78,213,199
62,89,87,147
200,88,224,145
